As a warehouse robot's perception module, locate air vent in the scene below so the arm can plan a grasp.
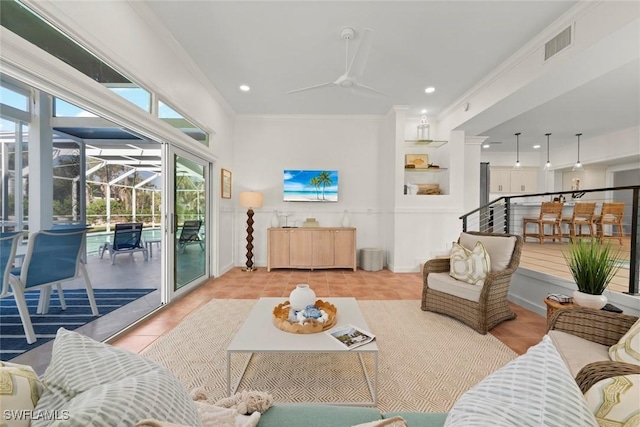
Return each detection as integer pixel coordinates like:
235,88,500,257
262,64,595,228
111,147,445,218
545,26,572,61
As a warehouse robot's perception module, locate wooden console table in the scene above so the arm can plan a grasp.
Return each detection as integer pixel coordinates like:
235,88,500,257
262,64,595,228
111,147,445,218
267,227,356,272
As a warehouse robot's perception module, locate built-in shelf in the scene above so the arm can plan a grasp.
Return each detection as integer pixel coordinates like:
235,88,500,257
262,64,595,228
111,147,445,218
404,140,448,148
404,168,448,173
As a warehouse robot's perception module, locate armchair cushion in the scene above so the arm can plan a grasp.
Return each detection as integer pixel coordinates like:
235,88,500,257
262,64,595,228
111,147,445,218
459,232,516,271
549,330,610,377
609,318,640,365
449,242,490,286
428,272,482,302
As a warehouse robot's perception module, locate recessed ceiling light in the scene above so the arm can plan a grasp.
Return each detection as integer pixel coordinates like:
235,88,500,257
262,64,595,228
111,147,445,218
421,109,427,114
533,145,541,149
482,144,490,148
425,87,435,94
239,85,250,92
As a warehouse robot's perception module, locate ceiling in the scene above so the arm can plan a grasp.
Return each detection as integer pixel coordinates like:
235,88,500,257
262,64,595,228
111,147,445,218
143,1,640,153
145,1,578,118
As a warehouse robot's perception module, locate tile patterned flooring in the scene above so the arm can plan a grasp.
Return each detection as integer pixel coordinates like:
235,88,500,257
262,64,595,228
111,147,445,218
112,267,547,356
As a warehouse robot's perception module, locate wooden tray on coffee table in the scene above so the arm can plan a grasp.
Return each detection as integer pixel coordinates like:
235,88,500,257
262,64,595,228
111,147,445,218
272,299,337,334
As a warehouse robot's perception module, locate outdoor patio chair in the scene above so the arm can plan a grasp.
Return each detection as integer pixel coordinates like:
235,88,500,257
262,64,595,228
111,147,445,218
8,229,99,344
1,232,37,342
99,222,149,265
178,220,204,253
421,231,523,334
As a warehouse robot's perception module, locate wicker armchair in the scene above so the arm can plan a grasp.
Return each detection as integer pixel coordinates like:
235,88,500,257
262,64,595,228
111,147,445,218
548,306,640,393
421,231,523,334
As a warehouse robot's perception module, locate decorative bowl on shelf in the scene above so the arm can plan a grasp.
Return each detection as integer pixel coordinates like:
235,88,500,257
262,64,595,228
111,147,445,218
272,299,338,334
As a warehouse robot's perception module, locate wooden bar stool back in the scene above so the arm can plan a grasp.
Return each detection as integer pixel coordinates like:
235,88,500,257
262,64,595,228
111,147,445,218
562,202,596,242
596,202,625,244
523,202,564,244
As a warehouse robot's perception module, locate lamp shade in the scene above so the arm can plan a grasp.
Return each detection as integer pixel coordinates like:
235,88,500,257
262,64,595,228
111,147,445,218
239,191,263,209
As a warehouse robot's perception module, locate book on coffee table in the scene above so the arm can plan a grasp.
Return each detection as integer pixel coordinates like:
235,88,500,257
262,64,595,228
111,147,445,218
326,324,375,350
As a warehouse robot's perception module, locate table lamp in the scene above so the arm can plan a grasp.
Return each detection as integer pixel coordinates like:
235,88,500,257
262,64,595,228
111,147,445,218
239,191,263,271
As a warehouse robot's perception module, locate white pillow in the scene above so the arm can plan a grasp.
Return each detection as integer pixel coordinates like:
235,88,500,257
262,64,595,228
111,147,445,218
584,374,640,426
609,318,640,365
444,335,598,427
449,241,490,286
33,328,202,427
0,361,45,427
458,233,516,271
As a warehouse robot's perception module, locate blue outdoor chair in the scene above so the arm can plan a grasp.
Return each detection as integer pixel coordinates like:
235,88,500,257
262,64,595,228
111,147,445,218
8,229,99,344
99,222,149,265
0,232,37,342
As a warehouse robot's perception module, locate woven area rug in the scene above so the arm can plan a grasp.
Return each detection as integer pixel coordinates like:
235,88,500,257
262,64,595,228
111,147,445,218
1,288,155,361
142,299,517,412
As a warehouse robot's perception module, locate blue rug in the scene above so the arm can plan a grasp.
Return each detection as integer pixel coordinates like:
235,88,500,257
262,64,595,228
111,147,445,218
0,288,155,361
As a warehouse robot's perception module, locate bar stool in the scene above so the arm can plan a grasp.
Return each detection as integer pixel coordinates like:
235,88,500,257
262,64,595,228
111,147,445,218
523,202,564,244
595,202,625,244
561,202,596,242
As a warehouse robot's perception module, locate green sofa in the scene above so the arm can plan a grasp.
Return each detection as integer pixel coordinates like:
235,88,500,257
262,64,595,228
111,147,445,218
257,404,448,427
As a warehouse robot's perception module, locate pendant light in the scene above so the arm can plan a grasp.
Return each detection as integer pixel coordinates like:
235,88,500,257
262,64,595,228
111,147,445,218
572,133,583,171
514,132,522,169
544,133,552,170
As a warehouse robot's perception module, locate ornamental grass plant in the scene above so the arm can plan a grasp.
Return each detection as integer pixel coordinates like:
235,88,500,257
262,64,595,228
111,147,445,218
562,239,624,295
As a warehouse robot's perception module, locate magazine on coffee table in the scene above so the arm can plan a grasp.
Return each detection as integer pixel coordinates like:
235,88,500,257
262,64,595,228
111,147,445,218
326,324,375,350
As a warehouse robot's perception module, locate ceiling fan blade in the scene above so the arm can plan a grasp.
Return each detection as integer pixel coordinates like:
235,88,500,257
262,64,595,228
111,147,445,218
346,28,373,79
351,82,387,98
287,82,336,94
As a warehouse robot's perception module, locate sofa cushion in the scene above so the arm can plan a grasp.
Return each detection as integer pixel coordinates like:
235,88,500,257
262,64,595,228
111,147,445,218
459,232,516,271
444,335,597,426
449,242,490,287
353,416,408,427
609,318,640,365
549,330,611,377
382,412,447,427
33,328,201,427
584,374,640,425
428,272,482,302
257,404,381,427
0,361,45,427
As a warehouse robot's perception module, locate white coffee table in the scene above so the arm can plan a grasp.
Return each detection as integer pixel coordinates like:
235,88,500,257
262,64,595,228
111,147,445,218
227,297,378,406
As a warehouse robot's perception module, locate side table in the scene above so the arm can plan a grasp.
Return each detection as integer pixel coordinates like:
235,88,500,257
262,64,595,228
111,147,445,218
544,297,575,327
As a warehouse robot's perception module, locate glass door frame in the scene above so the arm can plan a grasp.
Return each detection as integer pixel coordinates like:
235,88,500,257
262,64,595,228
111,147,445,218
164,144,212,302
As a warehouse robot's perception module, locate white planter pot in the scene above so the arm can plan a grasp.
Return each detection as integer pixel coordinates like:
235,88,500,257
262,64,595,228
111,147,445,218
572,290,607,310
289,284,316,311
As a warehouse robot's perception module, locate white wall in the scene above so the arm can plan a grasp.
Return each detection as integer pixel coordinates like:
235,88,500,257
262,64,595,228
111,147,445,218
233,115,384,267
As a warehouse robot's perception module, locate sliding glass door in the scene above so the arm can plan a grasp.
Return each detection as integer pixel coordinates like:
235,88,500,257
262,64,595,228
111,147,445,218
167,147,210,298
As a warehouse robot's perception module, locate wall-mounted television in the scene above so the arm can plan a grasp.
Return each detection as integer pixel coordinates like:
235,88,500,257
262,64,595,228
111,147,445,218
283,170,338,202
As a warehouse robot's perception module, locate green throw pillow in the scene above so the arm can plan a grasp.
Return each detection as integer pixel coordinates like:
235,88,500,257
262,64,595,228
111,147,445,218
449,241,490,286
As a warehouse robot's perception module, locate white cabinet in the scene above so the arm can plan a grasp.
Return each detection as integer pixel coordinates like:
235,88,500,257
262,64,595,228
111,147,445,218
490,168,538,194
510,169,537,193
490,170,511,193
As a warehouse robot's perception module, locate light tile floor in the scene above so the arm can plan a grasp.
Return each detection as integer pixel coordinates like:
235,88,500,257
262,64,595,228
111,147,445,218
112,267,547,356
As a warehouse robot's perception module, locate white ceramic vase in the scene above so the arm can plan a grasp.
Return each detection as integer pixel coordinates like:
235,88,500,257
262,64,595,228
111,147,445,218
341,210,350,227
572,290,607,310
270,210,280,228
289,284,316,311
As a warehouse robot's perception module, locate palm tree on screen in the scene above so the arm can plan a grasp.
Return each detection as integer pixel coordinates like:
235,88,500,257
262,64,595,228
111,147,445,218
316,171,333,200
310,177,321,200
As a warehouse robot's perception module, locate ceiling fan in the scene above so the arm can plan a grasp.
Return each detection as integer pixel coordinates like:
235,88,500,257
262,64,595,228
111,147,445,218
287,27,387,97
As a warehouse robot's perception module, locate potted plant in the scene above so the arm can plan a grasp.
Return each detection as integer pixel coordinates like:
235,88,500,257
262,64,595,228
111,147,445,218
563,239,624,309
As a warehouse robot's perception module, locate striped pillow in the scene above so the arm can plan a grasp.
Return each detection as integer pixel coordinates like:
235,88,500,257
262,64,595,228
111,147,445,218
444,335,597,426
33,328,201,427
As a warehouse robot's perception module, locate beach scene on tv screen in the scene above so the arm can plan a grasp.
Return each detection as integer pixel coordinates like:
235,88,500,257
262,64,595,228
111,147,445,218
284,170,338,202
